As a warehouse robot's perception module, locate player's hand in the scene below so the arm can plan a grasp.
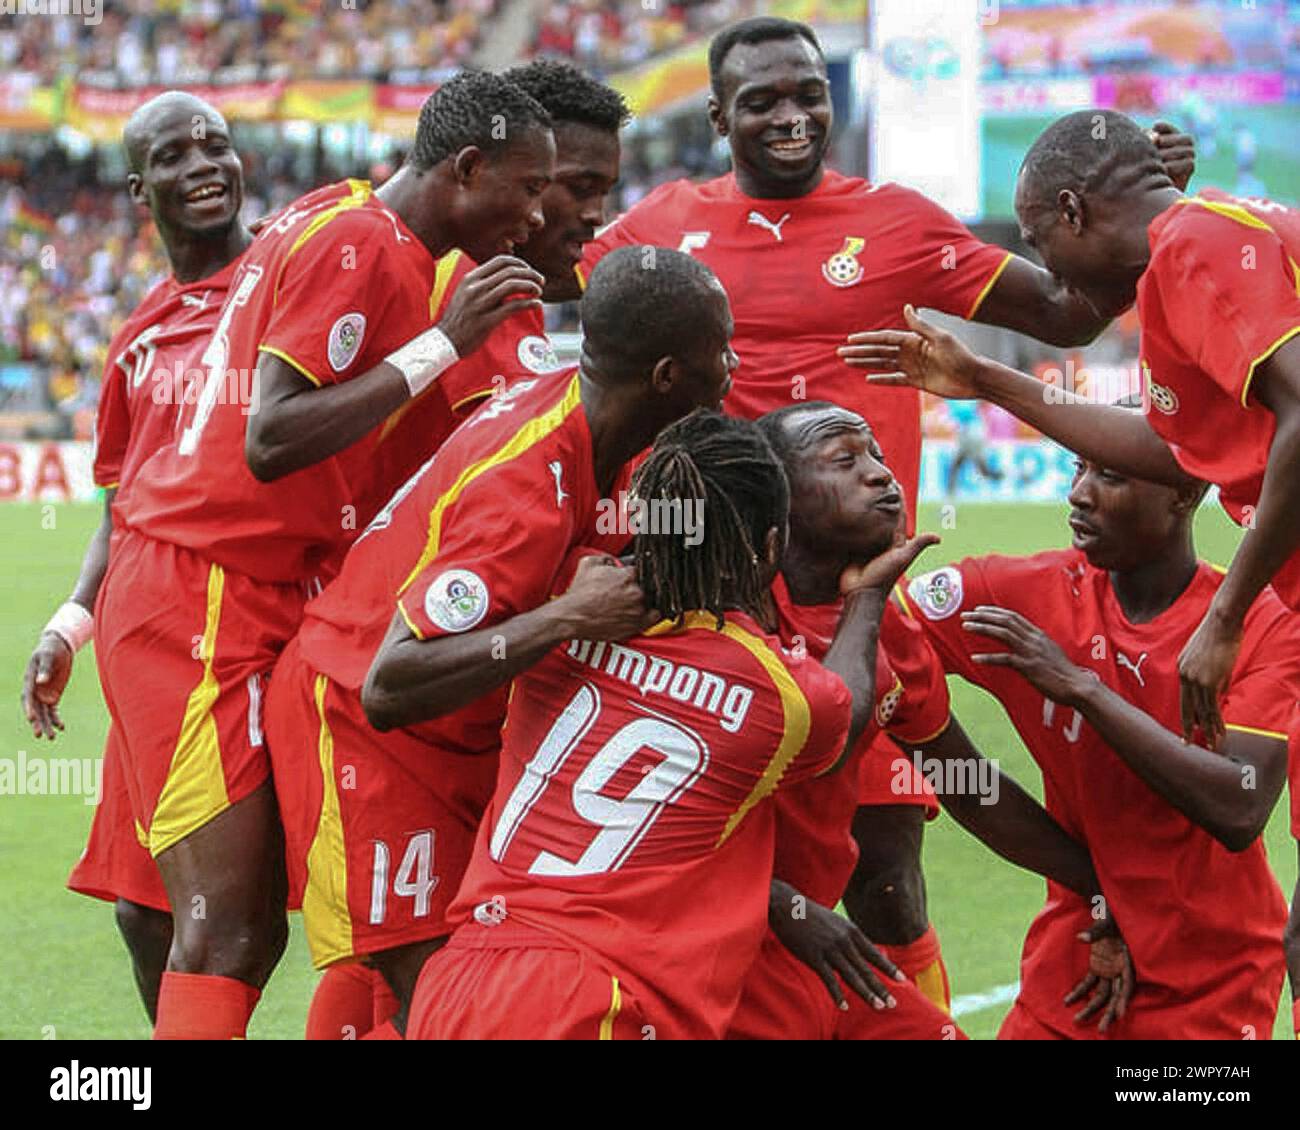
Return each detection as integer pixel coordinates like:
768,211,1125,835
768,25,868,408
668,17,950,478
1150,121,1196,192
770,890,904,1012
22,632,73,740
1177,606,1242,750
1064,917,1134,1034
839,526,940,596
436,256,545,357
556,553,656,641
962,605,1094,706
839,305,985,400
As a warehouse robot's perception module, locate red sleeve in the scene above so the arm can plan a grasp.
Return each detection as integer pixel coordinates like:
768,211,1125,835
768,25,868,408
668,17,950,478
879,599,951,744
395,453,574,640
1147,207,1300,406
898,558,1000,685
259,211,410,387
781,651,853,784
1220,605,1300,741
578,214,640,289
92,348,131,490
888,186,1013,319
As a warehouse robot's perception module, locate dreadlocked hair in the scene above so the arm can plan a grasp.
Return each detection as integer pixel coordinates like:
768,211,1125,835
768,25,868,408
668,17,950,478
632,410,788,630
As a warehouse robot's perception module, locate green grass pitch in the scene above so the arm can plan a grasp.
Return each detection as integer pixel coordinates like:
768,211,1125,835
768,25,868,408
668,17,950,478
0,500,1294,1039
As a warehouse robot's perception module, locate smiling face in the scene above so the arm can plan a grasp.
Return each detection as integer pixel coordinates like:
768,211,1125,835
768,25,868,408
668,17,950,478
520,121,620,302
1066,456,1189,571
709,35,832,195
128,102,244,240
452,126,556,262
779,405,902,560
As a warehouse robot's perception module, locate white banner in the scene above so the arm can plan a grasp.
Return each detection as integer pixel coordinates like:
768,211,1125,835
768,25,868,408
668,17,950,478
0,442,97,502
870,0,983,220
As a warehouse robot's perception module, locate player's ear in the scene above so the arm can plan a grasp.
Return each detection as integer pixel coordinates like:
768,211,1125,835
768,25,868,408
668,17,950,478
452,145,486,188
1170,477,1207,517
762,525,784,573
707,96,727,138
648,354,677,396
1059,188,1085,234
126,172,146,207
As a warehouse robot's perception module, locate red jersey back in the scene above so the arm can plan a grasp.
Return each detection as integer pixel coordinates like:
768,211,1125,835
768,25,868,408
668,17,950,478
770,575,951,908
1139,190,1300,531
94,255,244,502
903,549,1299,1038
449,610,851,1039
121,179,457,584
581,171,1010,510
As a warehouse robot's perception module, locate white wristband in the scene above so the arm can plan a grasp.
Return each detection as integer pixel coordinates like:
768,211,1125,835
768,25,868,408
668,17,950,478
386,326,459,398
45,601,93,653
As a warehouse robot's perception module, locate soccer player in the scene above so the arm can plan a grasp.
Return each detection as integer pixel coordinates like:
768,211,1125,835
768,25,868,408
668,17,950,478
407,410,927,1040
20,91,251,1022
898,443,1300,1038
264,247,739,1037
844,108,1300,747
729,402,1105,1040
93,73,557,1039
579,18,1193,990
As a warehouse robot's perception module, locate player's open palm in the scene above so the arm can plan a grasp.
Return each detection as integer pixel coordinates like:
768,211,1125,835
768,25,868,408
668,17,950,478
22,634,73,740
839,304,984,400
436,255,545,357
1064,917,1134,1034
557,553,654,641
963,605,1092,706
769,883,904,1012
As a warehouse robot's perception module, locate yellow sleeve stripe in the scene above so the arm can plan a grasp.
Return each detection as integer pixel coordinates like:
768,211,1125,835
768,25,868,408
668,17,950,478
892,580,915,619
274,180,373,301
259,345,324,388
395,373,584,598
574,262,588,292
428,249,463,318
1177,195,1276,233
98,480,120,490
598,976,622,1040
1240,325,1300,408
890,714,952,747
451,388,495,413
396,598,425,641
965,251,1015,321
1224,722,1288,741
693,611,812,848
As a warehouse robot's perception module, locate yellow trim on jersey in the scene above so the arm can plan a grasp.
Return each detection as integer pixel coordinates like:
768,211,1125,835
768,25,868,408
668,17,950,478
672,611,813,848
913,958,951,1014
396,599,423,641
303,673,354,970
598,976,622,1040
135,819,148,849
891,715,952,747
1175,195,1275,233
966,251,1014,320
892,581,915,619
1240,325,1300,408
451,388,496,413
259,344,324,388
286,180,373,261
574,262,588,292
1224,722,1289,741
99,480,120,491
149,563,231,857
429,249,463,318
395,373,584,601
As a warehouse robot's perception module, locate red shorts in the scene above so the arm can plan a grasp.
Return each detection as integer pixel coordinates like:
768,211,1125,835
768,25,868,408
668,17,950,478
66,722,170,913
94,530,306,857
265,636,492,969
407,920,648,1040
858,730,940,817
998,1001,1064,1040
727,929,965,1040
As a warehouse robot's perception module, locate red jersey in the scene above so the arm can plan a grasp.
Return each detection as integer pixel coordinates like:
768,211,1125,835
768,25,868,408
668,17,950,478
903,550,1299,1039
770,575,950,909
448,609,851,1039
122,179,460,584
581,170,1011,510
294,372,631,818
1139,189,1300,604
94,256,244,500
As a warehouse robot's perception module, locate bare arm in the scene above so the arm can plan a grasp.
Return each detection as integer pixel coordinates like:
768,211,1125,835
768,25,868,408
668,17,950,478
974,256,1111,348
917,718,1100,897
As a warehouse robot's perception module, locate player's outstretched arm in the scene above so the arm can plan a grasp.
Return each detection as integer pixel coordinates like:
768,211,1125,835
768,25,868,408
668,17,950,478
1179,342,1300,745
841,305,1190,486
964,604,1287,850
824,532,940,764
362,554,650,732
917,718,1099,897
21,490,116,739
246,256,544,482
766,878,904,1012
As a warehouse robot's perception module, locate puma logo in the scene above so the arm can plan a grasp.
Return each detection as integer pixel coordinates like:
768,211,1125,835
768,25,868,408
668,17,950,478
1116,651,1149,687
548,460,569,508
747,210,791,242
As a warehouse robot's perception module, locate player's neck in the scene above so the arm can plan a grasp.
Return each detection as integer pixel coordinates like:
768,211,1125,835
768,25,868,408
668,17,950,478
166,222,252,284
1124,186,1184,274
375,166,456,258
733,162,825,201
780,544,843,606
1108,541,1198,623
578,371,661,495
